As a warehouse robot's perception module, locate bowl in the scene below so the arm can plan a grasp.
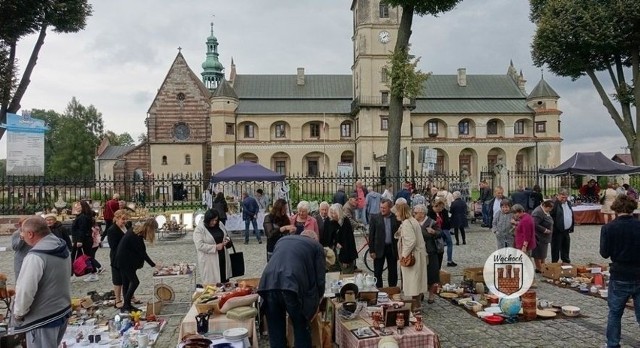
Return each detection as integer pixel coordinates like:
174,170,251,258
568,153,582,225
561,305,580,317
484,315,504,325
598,290,608,298
342,301,358,313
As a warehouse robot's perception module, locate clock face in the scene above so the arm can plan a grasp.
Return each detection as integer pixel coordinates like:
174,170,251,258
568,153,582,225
379,31,390,44
173,123,190,140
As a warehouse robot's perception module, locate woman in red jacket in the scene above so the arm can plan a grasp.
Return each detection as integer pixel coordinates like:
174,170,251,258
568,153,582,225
512,204,536,254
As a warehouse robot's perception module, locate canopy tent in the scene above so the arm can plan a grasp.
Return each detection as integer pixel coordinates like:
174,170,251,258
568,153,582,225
539,152,640,175
210,161,285,183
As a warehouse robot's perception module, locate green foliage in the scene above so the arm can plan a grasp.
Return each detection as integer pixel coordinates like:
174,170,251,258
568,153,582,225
387,47,430,99
383,0,462,16
105,131,135,146
0,159,5,178
137,133,148,144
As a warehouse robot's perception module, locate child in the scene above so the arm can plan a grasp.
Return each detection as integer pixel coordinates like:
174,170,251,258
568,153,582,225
492,200,514,249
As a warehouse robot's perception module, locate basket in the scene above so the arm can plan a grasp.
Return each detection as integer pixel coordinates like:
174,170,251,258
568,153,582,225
195,301,220,315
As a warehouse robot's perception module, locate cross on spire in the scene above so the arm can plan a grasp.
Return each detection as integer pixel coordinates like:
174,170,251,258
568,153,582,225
177,46,182,52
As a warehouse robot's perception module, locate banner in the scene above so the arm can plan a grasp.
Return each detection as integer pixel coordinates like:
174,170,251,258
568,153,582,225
1,112,48,176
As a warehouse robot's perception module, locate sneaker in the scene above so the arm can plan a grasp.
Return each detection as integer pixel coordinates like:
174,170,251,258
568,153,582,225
258,240,263,244
97,267,105,274
244,241,249,245
447,261,458,267
84,274,99,282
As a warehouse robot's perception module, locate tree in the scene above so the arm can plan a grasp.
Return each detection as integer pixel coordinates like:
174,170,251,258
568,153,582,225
530,0,640,164
0,0,92,140
137,132,148,144
382,0,463,182
104,131,134,146
30,108,62,175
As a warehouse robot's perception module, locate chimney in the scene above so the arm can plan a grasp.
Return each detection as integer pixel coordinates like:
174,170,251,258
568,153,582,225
457,68,467,87
297,67,305,86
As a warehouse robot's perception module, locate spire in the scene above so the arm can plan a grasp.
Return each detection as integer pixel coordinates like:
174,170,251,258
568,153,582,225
201,22,225,90
528,76,560,100
507,59,518,81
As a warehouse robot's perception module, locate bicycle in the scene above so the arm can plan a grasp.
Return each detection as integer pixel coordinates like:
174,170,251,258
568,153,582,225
354,223,387,272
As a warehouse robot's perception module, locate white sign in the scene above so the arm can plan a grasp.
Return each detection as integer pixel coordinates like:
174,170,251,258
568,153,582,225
337,162,354,186
3,113,48,176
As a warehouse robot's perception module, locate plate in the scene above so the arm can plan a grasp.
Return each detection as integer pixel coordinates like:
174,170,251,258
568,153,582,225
223,327,248,342
536,309,557,318
439,292,459,299
155,284,175,302
484,307,502,314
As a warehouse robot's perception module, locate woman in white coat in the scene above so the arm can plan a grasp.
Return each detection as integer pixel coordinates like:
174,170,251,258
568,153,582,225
394,202,428,310
193,209,232,285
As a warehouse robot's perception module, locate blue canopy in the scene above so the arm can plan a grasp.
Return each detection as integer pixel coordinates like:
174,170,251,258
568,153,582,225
210,161,285,183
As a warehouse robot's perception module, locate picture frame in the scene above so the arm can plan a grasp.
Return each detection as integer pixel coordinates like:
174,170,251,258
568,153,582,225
351,326,379,340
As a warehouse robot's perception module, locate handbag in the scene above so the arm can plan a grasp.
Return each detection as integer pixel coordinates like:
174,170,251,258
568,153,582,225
599,194,606,204
228,243,245,277
72,248,94,276
398,223,416,267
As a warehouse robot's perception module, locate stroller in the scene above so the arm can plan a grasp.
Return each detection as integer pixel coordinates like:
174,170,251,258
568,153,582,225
470,200,483,224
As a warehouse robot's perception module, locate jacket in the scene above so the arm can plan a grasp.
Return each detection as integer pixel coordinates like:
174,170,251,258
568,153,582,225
600,215,640,281
449,198,468,228
258,235,325,321
418,216,442,255
333,189,347,205
531,206,553,245
427,207,451,230
212,199,228,220
193,222,232,284
115,230,156,270
331,218,357,264
242,196,259,220
486,197,504,227
550,199,574,233
289,214,319,234
103,198,119,221
264,213,293,252
106,223,127,267
50,221,72,251
11,229,31,279
314,214,334,248
368,213,400,258
13,234,71,333
514,213,536,251
365,191,382,214
71,213,94,244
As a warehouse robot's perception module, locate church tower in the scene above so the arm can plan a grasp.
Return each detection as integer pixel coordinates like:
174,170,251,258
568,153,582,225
201,23,225,90
527,75,562,168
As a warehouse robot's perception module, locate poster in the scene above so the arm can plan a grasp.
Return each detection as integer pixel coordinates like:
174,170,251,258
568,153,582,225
2,113,48,176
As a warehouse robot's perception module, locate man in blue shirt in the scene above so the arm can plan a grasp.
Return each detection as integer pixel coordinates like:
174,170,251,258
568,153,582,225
242,192,261,244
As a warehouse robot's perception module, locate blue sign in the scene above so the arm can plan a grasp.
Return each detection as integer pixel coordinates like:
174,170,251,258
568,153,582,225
0,112,48,134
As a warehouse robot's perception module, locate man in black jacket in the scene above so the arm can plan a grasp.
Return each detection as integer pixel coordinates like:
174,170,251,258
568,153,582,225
368,198,400,288
550,189,574,263
479,181,492,227
486,186,505,228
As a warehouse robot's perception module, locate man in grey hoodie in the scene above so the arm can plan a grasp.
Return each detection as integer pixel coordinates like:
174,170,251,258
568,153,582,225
12,216,71,348
364,186,382,226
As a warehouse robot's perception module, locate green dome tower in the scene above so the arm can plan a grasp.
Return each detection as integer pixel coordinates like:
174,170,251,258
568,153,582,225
201,23,225,90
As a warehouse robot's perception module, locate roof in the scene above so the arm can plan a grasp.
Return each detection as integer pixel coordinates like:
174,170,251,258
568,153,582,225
96,145,136,160
420,75,527,99
211,161,285,183
612,153,633,165
414,99,532,114
233,75,352,98
213,79,238,99
238,99,351,114
540,152,640,175
528,78,559,99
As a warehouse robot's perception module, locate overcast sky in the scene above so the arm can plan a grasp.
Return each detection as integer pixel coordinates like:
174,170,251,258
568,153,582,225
3,0,630,162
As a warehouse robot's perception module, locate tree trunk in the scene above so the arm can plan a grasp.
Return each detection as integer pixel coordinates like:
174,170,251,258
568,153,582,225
631,47,640,165
8,24,48,114
386,4,414,189
0,41,17,141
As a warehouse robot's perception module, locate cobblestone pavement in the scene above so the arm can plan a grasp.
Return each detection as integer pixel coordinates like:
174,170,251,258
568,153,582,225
1,224,639,347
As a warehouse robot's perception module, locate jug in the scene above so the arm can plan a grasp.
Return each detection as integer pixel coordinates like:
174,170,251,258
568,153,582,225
195,312,211,334
354,274,365,289
365,274,377,288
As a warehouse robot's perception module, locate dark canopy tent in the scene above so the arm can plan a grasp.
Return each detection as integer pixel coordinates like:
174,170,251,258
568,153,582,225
210,161,285,183
539,152,640,175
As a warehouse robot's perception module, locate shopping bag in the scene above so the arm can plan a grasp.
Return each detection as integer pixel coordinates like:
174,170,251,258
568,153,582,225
229,244,245,278
73,249,94,276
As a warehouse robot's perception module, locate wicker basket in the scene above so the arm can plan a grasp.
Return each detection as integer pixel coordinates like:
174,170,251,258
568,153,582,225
195,301,220,315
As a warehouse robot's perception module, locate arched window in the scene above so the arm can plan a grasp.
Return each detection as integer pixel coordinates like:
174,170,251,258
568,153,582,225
185,154,191,165
161,156,168,165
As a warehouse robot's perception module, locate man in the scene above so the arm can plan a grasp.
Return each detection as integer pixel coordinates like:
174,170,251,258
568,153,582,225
622,183,638,200
12,216,71,348
395,181,412,206
255,189,269,211
11,217,30,280
241,192,261,244
333,187,347,205
258,234,325,348
381,184,394,200
103,193,120,231
354,181,367,224
599,194,640,348
550,189,574,264
579,178,600,202
343,193,358,222
364,186,381,226
411,189,426,207
510,185,530,212
479,181,492,227
368,198,400,288
486,186,505,228
314,201,331,247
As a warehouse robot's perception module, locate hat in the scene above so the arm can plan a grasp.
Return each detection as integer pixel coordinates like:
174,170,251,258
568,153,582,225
324,247,336,266
43,213,57,220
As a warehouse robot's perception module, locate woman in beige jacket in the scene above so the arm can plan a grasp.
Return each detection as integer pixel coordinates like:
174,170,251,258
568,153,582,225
193,210,232,285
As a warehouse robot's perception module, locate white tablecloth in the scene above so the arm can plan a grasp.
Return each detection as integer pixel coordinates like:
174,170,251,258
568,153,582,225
224,212,266,232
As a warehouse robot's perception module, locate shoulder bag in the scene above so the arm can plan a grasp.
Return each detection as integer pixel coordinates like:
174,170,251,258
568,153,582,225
398,221,416,267
223,229,244,277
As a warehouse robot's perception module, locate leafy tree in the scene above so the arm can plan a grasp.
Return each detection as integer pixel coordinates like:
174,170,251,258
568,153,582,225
137,132,148,144
30,108,63,175
382,0,462,183
530,0,640,164
0,0,92,141
0,159,5,178
104,131,134,146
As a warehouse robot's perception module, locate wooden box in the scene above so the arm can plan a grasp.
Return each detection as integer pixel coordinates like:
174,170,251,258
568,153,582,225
146,300,163,316
440,270,451,285
463,267,484,283
383,303,411,327
542,263,577,280
378,287,401,297
358,290,379,306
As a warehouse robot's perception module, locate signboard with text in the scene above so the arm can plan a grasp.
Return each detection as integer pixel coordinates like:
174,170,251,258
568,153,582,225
1,112,48,176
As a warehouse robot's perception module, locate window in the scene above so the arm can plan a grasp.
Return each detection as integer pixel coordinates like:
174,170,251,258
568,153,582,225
488,154,498,171
341,122,352,137
381,67,388,83
458,120,470,135
185,154,191,165
487,120,498,135
535,121,546,133
379,3,389,18
225,123,235,135
308,159,319,177
275,123,286,138
310,123,321,138
381,117,389,130
275,160,286,174
514,120,524,135
381,91,389,105
161,156,167,165
427,121,438,136
558,120,561,133
244,124,255,138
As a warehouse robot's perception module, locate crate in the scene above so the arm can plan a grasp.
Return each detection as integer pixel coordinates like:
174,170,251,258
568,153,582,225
463,267,484,283
440,270,451,285
542,263,577,280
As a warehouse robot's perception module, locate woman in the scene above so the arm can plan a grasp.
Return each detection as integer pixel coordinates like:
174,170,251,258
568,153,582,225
212,192,228,226
428,199,456,267
327,203,357,274
600,183,618,224
449,191,468,245
72,200,103,281
531,200,553,273
395,202,428,310
44,214,72,251
193,209,232,285
116,217,159,312
105,209,129,309
413,204,442,304
263,199,296,261
290,201,319,235
492,199,514,249
513,204,536,255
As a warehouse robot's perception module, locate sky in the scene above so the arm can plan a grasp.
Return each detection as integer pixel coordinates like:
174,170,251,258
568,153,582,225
3,0,631,162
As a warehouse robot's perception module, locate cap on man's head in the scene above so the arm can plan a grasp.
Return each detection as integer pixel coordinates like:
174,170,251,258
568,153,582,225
43,213,57,220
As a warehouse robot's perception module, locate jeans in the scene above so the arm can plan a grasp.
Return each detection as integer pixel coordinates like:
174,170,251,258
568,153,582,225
355,208,366,224
120,267,140,311
373,244,398,288
551,230,571,263
482,202,490,225
441,229,454,262
496,233,514,249
244,218,260,242
263,290,312,348
606,279,640,348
